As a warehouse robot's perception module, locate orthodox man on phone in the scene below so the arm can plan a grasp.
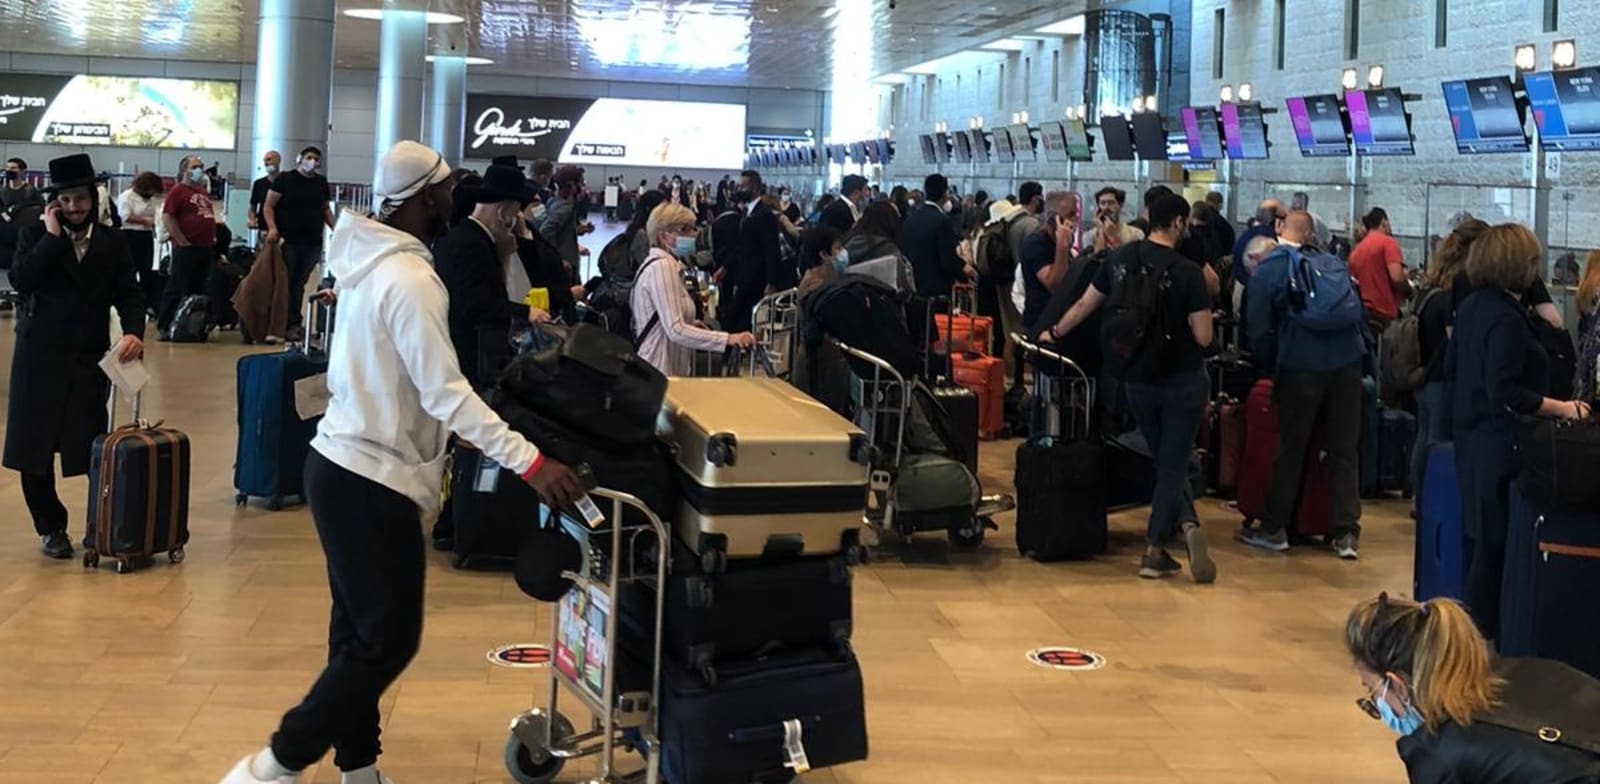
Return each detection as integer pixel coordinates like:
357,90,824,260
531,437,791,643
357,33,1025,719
220,140,583,784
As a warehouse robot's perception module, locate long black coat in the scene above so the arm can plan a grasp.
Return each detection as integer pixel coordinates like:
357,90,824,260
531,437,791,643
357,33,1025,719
4,222,145,476
434,220,529,386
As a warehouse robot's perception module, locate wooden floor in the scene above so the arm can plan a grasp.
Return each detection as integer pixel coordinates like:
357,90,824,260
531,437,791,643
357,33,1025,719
0,322,1416,783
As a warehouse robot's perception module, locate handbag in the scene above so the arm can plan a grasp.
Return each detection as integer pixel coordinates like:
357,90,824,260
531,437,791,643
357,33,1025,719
1516,415,1600,515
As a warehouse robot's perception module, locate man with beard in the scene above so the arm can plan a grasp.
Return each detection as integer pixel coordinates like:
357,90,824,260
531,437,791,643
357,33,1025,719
219,141,582,784
5,154,144,559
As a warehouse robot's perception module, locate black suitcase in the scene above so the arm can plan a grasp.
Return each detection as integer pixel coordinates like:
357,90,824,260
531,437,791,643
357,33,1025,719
655,647,868,784
449,444,538,569
85,399,192,574
1525,500,1600,679
1015,438,1107,560
620,543,853,684
205,258,246,329
931,383,980,475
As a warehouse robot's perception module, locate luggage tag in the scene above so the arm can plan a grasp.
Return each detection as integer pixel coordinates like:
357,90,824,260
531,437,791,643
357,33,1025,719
781,718,811,775
474,456,501,493
573,494,606,528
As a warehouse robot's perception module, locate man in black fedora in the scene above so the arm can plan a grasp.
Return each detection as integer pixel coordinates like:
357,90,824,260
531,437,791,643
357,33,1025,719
433,162,551,387
5,153,145,559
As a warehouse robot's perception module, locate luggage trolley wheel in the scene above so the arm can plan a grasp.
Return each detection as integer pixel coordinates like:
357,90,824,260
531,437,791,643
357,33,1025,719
504,709,575,784
168,547,185,565
948,517,989,549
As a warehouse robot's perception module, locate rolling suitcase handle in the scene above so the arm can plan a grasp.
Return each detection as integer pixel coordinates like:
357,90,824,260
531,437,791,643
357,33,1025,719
1011,332,1093,441
108,390,147,430
945,283,988,356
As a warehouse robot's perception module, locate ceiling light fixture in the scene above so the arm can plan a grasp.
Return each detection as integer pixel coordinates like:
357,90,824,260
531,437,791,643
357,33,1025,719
1514,43,1537,73
426,55,494,65
1238,82,1253,101
980,38,1028,52
1341,67,1359,91
1219,84,1233,102
1366,65,1384,88
342,9,465,24
1553,39,1578,69
1034,15,1086,36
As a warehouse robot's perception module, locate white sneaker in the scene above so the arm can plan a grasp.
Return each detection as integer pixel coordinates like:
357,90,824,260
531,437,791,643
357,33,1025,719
263,335,284,345
219,755,300,784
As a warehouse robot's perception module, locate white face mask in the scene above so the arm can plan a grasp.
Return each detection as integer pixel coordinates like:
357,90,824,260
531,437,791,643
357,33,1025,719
299,159,317,174
264,163,278,174
529,204,547,223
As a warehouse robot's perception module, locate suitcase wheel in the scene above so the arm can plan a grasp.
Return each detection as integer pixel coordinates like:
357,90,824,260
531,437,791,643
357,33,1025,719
82,551,98,569
266,496,284,511
948,517,987,549
504,710,574,784
234,493,247,507
168,548,185,565
114,558,136,575
699,547,726,575
844,544,870,567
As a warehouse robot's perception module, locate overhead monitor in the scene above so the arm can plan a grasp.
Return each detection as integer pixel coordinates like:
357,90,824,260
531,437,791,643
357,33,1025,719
1099,114,1136,160
466,95,746,168
1180,106,1225,160
992,126,1016,163
1220,102,1270,159
1039,121,1071,163
1008,124,1035,161
1442,77,1529,154
918,134,936,164
875,138,893,164
0,73,239,149
952,131,974,163
1523,67,1600,152
1346,88,1414,156
1285,94,1350,157
853,140,872,162
1131,112,1167,159
862,140,880,164
967,129,990,163
1064,118,1094,161
1164,129,1192,163
932,132,951,163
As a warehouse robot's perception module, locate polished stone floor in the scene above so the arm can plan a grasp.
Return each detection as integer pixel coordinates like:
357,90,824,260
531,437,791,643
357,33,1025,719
0,314,1415,783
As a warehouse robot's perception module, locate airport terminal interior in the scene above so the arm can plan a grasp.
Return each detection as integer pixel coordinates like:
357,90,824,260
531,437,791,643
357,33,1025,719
1,1,1599,783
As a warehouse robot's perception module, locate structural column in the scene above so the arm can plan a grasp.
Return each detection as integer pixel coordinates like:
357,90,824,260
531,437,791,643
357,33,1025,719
374,0,428,181
252,0,335,185
425,56,468,165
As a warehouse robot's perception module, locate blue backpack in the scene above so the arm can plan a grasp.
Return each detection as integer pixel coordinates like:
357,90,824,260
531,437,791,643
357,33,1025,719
1284,246,1364,332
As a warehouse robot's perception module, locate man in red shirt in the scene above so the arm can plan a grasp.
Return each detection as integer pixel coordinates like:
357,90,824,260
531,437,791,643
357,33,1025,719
1347,207,1412,325
157,154,218,334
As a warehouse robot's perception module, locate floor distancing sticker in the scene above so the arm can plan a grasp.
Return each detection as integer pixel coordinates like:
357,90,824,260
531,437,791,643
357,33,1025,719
488,643,552,668
1026,647,1106,671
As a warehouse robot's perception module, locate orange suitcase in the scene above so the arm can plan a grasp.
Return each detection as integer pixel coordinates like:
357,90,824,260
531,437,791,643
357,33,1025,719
951,352,1005,440
934,312,994,356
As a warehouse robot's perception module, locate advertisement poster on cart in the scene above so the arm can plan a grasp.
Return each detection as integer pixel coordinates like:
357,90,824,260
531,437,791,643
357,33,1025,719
467,94,746,169
0,73,238,149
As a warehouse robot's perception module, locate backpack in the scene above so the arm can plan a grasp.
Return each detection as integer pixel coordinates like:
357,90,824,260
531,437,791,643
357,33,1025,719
165,295,212,343
1284,245,1365,333
974,216,1017,283
1100,242,1177,375
1378,287,1443,401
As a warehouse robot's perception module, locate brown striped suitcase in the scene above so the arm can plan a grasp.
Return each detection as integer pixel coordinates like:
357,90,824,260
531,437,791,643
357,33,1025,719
85,396,191,574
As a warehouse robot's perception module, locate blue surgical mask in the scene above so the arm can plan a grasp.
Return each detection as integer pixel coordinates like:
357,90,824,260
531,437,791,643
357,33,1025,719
1375,680,1424,736
673,236,697,259
188,168,206,184
833,247,849,274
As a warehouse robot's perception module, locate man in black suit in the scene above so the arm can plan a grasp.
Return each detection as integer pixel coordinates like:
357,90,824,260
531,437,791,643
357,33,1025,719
819,174,868,236
901,173,970,298
726,169,789,332
5,154,145,559
432,163,548,386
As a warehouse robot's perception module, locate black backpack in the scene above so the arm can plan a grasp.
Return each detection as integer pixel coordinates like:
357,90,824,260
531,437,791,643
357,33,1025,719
1100,242,1177,376
165,295,212,343
975,216,1018,283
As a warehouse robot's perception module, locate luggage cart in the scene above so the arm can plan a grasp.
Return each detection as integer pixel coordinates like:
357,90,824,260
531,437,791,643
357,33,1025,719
503,488,671,784
830,338,1013,548
750,287,799,379
1010,333,1095,442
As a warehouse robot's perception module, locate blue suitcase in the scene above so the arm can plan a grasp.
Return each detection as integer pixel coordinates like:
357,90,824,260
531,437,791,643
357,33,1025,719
1414,444,1464,601
1360,377,1415,497
1499,486,1540,656
234,348,329,509
1528,501,1600,679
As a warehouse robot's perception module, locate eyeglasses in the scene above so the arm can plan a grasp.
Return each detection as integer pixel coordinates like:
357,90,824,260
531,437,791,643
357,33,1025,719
1355,693,1381,720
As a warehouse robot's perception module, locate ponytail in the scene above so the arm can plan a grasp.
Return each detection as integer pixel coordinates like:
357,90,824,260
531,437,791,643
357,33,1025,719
1344,594,1501,731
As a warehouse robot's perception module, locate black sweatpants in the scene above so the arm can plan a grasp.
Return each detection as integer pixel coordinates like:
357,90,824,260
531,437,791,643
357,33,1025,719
1264,361,1364,539
271,449,425,772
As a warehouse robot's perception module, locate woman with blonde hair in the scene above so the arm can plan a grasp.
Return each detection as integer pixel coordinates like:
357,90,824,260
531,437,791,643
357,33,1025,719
630,202,754,376
1577,249,1600,401
1345,594,1600,781
1446,224,1591,641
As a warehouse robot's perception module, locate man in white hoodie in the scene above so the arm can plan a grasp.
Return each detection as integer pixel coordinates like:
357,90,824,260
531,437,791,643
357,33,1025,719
221,140,583,784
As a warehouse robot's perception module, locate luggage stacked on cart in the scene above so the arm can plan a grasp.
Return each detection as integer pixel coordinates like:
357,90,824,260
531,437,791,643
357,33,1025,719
475,322,673,568
616,376,869,783
1499,417,1600,679
935,285,1004,440
234,298,333,510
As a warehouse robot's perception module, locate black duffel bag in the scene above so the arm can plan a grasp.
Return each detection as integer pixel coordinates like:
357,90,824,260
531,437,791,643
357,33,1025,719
498,322,667,446
1517,416,1600,514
